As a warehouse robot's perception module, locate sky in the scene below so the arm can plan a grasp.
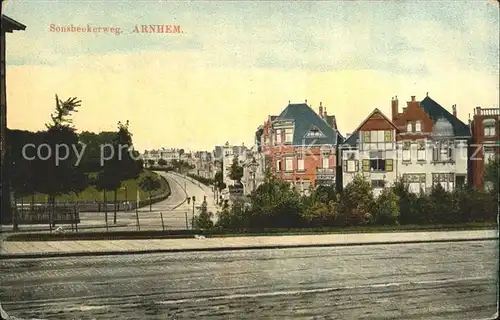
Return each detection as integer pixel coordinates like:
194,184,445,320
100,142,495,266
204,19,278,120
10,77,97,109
3,0,499,152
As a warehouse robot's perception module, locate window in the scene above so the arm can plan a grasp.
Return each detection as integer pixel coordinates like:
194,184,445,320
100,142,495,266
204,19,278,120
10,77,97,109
417,140,426,161
343,159,359,172
276,160,282,171
275,130,282,144
402,141,411,162
415,121,422,132
407,121,413,132
322,156,330,169
432,173,455,191
403,174,426,193
484,119,496,137
384,130,392,142
371,180,386,188
306,127,323,138
368,151,390,171
363,131,371,143
285,128,293,143
433,141,453,162
362,130,393,150
296,154,305,171
285,157,293,172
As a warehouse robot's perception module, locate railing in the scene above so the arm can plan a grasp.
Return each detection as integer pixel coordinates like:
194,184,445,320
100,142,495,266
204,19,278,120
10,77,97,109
478,108,500,116
316,168,335,175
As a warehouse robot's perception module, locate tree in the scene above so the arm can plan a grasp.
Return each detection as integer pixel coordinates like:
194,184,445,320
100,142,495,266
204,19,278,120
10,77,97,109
229,156,244,184
249,177,304,228
337,174,375,226
147,159,155,167
36,95,86,227
484,155,499,194
192,200,214,230
139,174,162,212
373,188,400,225
95,167,121,226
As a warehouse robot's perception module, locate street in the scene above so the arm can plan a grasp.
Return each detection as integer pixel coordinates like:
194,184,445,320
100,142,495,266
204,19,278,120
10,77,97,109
0,240,497,319
77,172,217,230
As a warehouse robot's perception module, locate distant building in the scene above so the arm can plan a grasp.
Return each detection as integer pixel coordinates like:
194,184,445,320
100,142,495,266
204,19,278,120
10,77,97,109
257,101,342,195
469,106,500,190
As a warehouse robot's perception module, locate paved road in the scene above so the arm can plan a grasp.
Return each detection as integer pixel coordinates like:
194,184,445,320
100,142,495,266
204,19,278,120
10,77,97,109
75,173,217,231
1,240,498,319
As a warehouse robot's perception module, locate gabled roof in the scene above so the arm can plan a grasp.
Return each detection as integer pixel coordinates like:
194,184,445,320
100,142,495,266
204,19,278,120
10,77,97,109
419,96,471,137
273,103,338,146
342,108,396,148
1,15,26,33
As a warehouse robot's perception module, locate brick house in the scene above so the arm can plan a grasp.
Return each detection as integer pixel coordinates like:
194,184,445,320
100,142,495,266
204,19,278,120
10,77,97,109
257,101,342,194
342,95,471,195
469,106,500,190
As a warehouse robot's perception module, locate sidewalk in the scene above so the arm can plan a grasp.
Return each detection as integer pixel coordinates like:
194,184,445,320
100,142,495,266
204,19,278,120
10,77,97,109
0,229,497,259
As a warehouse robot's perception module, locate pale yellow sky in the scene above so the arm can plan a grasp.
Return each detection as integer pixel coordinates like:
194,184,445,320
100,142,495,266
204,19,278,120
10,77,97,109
4,1,499,151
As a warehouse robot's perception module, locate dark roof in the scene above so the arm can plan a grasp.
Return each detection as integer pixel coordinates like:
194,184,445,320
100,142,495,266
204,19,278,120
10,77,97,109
273,103,338,146
343,131,359,147
1,15,26,33
420,96,470,137
270,116,278,121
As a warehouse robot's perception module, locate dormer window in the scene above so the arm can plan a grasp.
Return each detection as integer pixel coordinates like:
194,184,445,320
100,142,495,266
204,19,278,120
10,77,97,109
415,121,422,132
407,121,413,132
305,126,324,138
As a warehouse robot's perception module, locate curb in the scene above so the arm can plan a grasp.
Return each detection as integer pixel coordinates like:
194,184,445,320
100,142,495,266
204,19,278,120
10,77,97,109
0,237,497,260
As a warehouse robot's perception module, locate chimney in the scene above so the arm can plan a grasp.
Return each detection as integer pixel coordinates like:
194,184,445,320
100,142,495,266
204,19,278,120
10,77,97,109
411,95,416,102
319,102,323,118
452,104,457,117
305,99,308,104
391,96,399,120
323,107,327,118
332,115,337,129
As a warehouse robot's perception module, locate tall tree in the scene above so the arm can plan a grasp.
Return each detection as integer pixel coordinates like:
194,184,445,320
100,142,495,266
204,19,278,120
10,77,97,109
36,95,87,227
229,156,244,185
139,174,162,212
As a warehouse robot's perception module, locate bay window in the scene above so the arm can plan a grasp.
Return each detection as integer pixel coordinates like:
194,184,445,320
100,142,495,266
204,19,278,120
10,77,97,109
433,141,453,162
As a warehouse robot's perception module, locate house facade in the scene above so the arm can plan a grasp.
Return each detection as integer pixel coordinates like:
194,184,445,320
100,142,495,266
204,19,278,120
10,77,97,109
342,95,471,196
257,101,341,194
469,106,500,190
342,109,398,197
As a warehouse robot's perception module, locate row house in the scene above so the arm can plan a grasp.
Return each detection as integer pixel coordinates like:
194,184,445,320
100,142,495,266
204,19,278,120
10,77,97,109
257,101,342,194
469,106,500,190
342,95,471,196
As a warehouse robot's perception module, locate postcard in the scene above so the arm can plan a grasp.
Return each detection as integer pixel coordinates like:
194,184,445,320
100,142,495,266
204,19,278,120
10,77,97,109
0,0,498,319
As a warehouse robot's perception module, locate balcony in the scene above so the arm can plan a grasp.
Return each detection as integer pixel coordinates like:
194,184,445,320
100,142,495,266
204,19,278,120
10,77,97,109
477,108,500,116
316,168,335,180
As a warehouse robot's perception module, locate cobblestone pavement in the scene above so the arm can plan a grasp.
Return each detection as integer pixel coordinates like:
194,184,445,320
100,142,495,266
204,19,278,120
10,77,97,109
0,240,498,319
